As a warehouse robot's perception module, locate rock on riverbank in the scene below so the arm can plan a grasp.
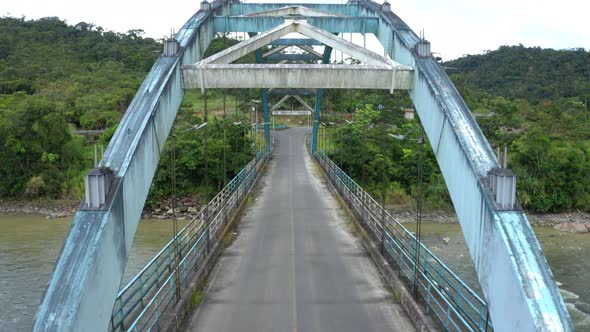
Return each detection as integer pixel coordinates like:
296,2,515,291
2,198,588,226
388,208,590,227
0,196,204,221
0,199,78,219
142,196,203,220
553,222,590,234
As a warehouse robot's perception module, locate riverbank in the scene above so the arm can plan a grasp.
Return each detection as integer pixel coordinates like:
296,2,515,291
2,198,589,227
388,207,590,227
0,197,204,221
0,199,79,218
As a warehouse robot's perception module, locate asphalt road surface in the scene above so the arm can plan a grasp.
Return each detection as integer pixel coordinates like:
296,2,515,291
186,127,415,332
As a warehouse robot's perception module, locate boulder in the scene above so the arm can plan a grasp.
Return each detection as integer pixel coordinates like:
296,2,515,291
553,222,589,234
442,237,450,245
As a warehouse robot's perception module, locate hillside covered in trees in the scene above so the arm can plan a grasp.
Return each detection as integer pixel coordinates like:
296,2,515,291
446,46,590,212
0,17,264,203
0,17,163,198
1,17,589,214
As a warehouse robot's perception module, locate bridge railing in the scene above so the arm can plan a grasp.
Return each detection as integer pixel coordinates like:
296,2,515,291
109,154,267,332
315,151,492,332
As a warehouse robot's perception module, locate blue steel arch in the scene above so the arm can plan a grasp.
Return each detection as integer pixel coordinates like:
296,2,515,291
34,1,572,331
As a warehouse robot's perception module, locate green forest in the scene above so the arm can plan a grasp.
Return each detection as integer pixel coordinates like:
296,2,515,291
0,17,258,204
446,45,590,212
1,17,589,213
317,45,590,213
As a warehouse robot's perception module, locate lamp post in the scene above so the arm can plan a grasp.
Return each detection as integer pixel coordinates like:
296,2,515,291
259,122,270,156
389,127,425,300
320,122,327,155
327,122,334,155
251,106,255,158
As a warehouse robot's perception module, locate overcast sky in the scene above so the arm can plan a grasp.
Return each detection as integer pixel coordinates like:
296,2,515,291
3,0,588,60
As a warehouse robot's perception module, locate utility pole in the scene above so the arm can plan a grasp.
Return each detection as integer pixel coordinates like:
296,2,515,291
381,122,387,254
223,93,227,187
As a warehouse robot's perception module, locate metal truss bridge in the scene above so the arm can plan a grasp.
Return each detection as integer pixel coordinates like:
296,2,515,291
33,1,572,331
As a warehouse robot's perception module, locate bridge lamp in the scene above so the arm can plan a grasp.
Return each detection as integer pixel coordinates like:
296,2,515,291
178,121,208,133
389,133,422,142
389,130,425,300
191,122,208,131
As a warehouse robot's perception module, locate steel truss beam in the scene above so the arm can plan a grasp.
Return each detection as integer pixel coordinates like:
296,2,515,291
229,3,362,17
183,20,412,91
183,64,411,90
263,44,324,61
213,16,379,34
271,95,314,112
298,45,323,57
262,45,288,58
243,5,347,17
202,20,390,65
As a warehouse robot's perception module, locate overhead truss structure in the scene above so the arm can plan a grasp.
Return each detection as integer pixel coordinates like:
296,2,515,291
34,1,572,331
182,20,413,92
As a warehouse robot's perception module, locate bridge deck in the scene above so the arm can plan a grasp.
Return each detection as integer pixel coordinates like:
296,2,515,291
185,128,414,332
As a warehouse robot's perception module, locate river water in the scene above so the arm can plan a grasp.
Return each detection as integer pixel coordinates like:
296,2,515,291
0,215,588,331
419,223,590,331
0,215,186,332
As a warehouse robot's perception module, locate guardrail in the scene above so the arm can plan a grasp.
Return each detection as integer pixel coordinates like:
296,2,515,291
315,151,492,332
109,154,268,331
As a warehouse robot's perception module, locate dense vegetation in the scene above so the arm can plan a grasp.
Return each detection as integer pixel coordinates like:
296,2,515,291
447,46,590,212
0,18,257,201
323,46,590,212
1,17,588,214
0,17,162,198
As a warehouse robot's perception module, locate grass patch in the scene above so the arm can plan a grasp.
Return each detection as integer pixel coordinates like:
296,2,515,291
191,289,204,306
394,289,402,303
180,279,208,328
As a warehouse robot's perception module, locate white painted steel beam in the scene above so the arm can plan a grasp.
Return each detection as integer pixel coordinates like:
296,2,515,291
182,64,413,90
185,20,412,92
271,95,314,112
205,21,296,64
297,45,323,58
296,21,389,66
202,20,396,67
271,95,291,110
